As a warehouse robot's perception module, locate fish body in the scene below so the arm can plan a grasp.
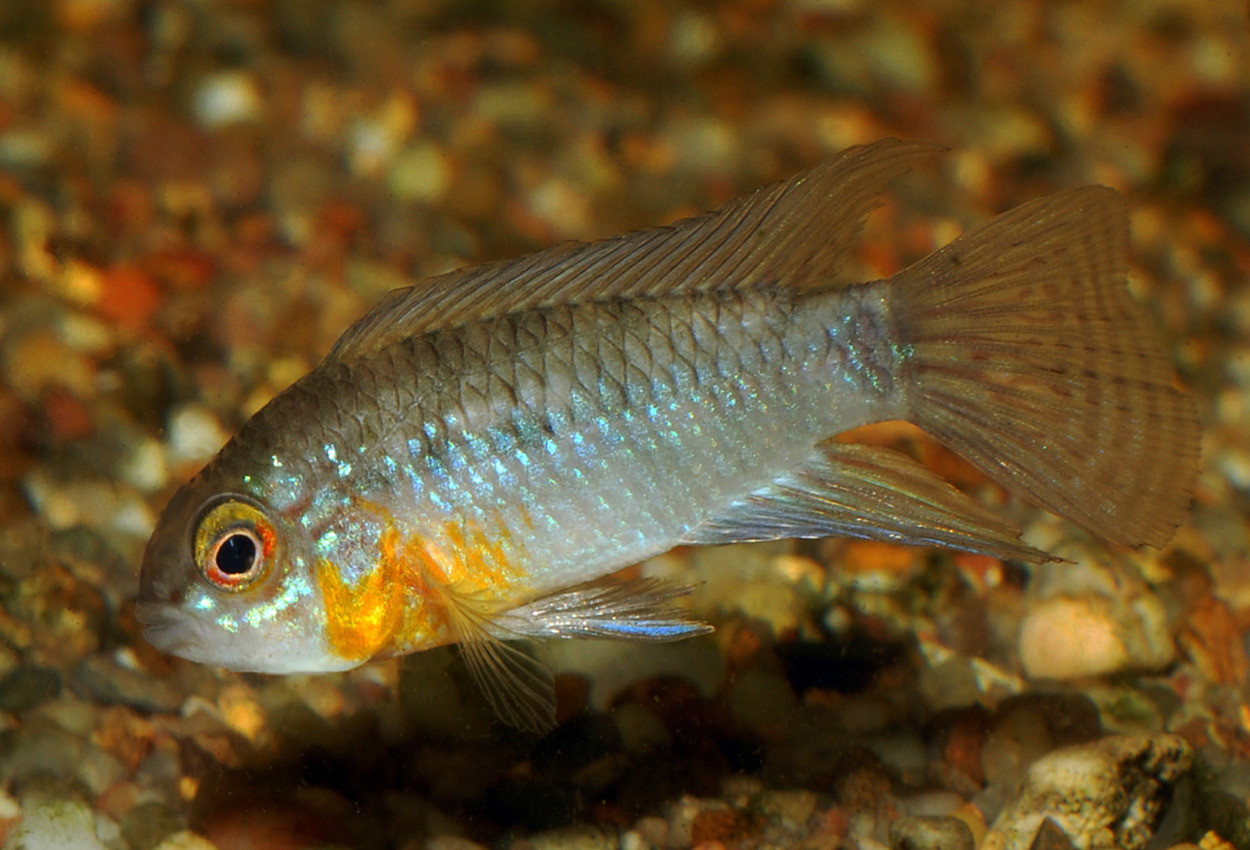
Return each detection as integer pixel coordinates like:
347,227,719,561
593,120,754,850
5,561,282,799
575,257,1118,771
138,140,1201,730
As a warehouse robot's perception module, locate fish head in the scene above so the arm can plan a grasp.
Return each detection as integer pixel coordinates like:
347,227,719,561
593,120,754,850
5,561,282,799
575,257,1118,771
137,474,353,674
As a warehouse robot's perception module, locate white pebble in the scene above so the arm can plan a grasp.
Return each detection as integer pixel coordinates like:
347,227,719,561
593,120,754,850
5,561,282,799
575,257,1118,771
122,437,170,493
193,71,263,129
166,405,229,465
3,800,106,850
111,494,156,538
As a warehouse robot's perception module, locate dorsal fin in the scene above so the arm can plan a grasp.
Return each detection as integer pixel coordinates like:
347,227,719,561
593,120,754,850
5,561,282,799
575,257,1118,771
326,138,941,362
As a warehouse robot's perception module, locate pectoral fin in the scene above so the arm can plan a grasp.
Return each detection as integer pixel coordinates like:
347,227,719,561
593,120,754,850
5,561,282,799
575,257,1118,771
437,575,710,734
437,584,557,735
682,442,1049,563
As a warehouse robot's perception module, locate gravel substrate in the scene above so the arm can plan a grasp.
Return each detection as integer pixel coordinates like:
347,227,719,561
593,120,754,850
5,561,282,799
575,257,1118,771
0,1,1248,849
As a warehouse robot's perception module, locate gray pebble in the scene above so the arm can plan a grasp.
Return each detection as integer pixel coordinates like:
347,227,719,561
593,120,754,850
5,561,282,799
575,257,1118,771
72,655,181,715
0,667,62,714
119,802,183,850
2,725,83,785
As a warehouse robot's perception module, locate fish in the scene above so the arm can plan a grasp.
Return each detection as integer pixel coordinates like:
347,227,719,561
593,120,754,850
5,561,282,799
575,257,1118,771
137,139,1201,731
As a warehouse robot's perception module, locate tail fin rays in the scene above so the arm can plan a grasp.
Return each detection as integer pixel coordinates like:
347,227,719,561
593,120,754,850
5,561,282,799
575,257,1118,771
890,186,1200,548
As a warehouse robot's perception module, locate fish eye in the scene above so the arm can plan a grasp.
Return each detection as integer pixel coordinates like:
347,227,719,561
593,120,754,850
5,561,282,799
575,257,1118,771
214,531,258,575
193,499,277,591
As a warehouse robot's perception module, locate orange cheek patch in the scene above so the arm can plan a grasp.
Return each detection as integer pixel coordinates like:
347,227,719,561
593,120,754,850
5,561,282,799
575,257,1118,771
317,511,528,664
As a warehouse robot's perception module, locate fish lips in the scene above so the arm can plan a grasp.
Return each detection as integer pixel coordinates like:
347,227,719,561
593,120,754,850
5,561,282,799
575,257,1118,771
133,600,206,658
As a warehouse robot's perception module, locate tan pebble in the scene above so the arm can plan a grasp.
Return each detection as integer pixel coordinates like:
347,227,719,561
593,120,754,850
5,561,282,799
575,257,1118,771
217,684,266,742
1018,596,1128,680
949,802,986,847
980,706,1053,787
6,331,95,401
152,830,221,850
1199,831,1236,850
631,815,669,847
389,142,453,204
527,178,593,239
0,788,19,845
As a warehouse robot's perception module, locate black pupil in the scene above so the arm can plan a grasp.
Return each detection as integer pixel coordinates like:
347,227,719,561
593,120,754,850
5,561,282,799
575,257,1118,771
216,533,257,575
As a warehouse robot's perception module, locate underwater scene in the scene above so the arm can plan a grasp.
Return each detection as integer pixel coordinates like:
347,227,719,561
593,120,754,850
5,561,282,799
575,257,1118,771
0,1,1247,849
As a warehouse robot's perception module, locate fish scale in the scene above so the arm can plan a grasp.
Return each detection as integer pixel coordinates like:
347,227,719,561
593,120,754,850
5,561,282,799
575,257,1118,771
346,290,870,593
139,140,1200,731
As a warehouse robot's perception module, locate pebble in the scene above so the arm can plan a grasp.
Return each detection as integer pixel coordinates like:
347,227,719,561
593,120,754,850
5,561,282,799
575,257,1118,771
1,724,84,785
509,826,618,850
73,655,182,715
1019,558,1175,681
193,72,263,129
119,801,183,850
889,814,975,850
21,471,154,539
1017,596,1130,680
5,331,95,401
979,702,1054,788
0,792,20,845
2,799,107,850
150,833,220,850
0,667,62,714
983,735,1192,850
165,405,229,466
389,143,454,204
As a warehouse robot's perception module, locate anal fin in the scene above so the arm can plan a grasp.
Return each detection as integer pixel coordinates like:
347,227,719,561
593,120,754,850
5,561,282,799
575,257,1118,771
681,441,1049,563
492,575,712,642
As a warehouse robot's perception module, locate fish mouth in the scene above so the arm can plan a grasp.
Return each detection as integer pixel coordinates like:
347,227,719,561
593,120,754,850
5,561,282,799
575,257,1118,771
134,602,204,658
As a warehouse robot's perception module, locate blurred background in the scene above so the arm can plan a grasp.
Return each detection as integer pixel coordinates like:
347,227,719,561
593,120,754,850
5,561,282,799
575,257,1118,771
0,1,1247,849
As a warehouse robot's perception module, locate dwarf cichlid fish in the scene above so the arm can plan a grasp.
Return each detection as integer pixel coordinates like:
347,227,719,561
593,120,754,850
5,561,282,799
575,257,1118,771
138,140,1201,731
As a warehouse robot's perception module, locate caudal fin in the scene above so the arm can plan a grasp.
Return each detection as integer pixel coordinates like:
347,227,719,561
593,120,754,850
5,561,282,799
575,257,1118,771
889,186,1201,548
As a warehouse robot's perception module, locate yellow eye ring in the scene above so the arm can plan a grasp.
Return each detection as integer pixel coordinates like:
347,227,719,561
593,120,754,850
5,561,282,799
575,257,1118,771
193,499,278,591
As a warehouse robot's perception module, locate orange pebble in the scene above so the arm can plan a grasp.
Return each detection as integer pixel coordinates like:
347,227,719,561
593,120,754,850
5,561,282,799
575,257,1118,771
97,264,161,330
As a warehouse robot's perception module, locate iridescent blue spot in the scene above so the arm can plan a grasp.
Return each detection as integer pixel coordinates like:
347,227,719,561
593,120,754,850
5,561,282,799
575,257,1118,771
446,441,468,472
492,457,516,488
315,530,340,557
466,432,489,458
